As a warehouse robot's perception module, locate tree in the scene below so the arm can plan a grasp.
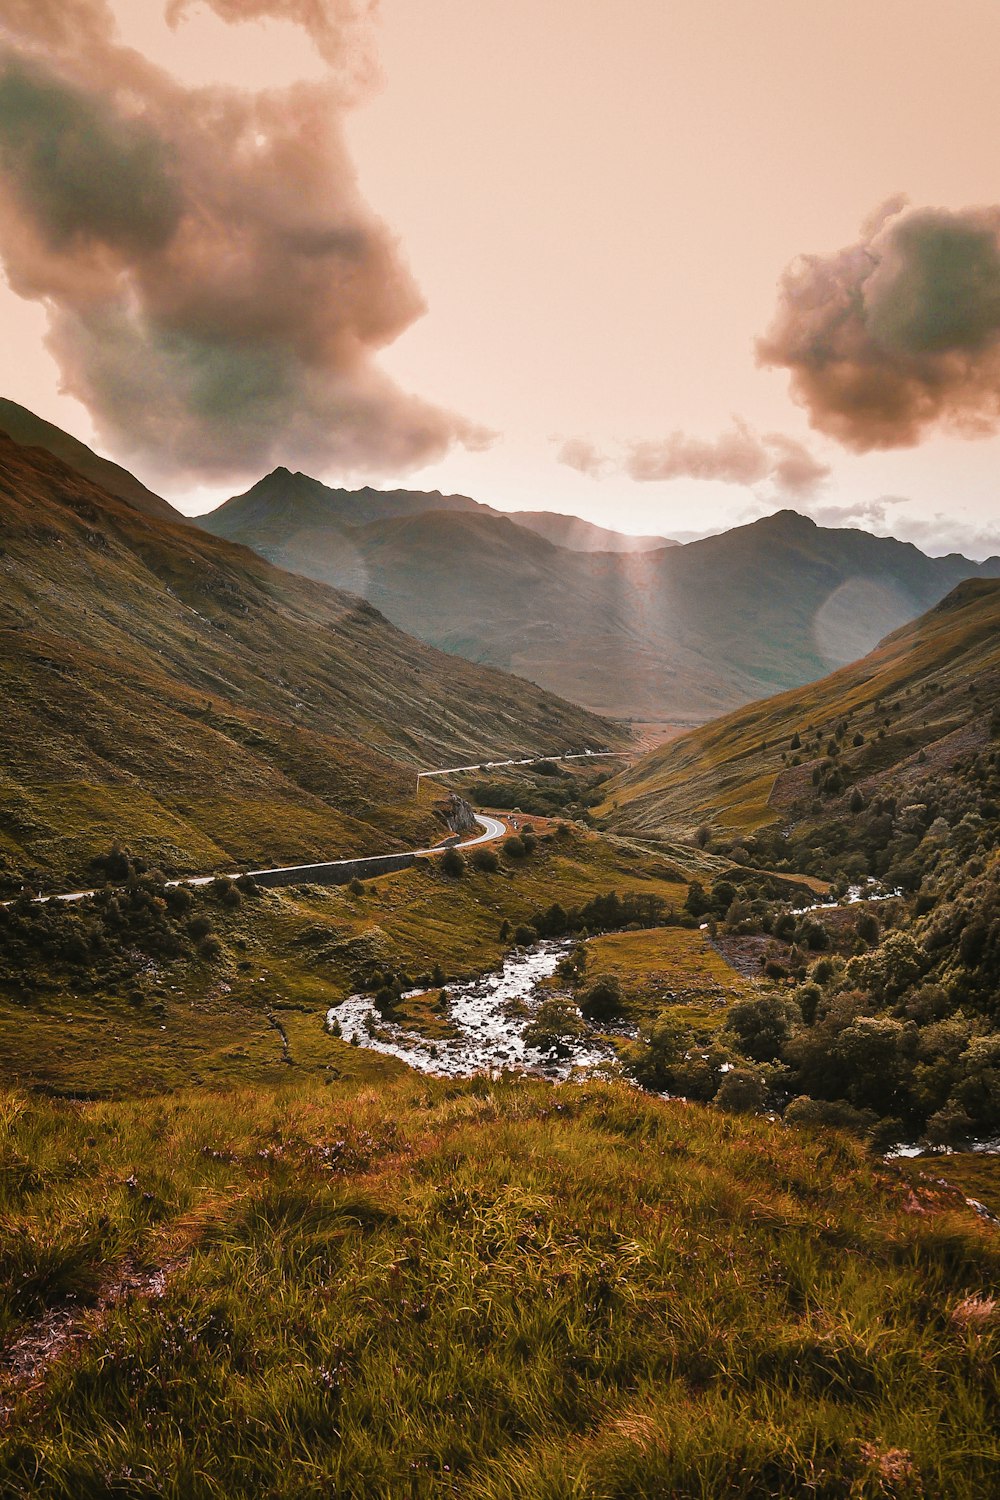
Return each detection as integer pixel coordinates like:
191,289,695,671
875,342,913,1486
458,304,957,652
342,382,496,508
714,1067,770,1115
725,996,796,1062
471,847,499,874
578,973,624,1020
524,998,586,1056
695,824,712,849
441,847,466,877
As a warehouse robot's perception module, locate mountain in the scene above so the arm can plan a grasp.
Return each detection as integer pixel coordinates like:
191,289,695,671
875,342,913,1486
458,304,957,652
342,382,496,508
0,397,182,525
506,510,675,552
200,475,1000,721
601,576,1000,843
0,434,617,886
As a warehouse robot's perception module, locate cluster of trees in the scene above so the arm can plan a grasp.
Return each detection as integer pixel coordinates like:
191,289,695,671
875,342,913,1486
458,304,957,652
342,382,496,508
511,889,668,949
0,869,256,998
629,744,1000,1144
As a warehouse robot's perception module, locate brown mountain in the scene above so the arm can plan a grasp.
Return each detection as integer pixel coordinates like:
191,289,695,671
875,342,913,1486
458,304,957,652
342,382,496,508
201,469,1000,721
0,433,617,887
0,397,182,524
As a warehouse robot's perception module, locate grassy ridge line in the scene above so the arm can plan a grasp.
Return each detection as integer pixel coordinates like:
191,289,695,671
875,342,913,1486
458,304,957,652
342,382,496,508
0,1075,997,1497
603,578,1000,840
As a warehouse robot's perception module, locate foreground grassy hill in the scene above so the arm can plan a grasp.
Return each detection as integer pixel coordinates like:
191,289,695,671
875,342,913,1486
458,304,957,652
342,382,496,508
201,471,1000,720
0,435,615,887
602,578,1000,843
1,1073,996,1498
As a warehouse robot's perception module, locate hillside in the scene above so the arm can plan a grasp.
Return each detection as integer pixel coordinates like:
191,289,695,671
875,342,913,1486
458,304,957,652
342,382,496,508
0,398,181,525
3,1072,996,1498
503,509,675,552
200,473,1000,720
602,577,1000,844
0,435,616,886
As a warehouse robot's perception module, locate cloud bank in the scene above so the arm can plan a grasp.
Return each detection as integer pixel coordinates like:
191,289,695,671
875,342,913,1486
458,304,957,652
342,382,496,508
557,424,829,497
0,0,487,482
758,196,1000,451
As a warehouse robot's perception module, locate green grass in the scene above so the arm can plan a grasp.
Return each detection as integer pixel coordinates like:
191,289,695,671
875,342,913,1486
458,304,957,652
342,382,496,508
577,927,758,1030
603,579,1000,842
0,1075,997,1497
0,828,688,1098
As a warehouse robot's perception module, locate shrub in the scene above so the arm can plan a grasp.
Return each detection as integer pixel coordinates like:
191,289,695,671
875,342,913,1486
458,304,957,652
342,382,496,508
523,998,585,1056
503,835,526,860
471,847,499,874
441,847,466,878
714,1067,770,1114
578,974,624,1021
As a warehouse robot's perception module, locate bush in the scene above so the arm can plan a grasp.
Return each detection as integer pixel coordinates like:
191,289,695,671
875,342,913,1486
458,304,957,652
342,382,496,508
348,878,366,896
578,974,624,1021
441,847,466,878
784,1096,875,1136
523,998,585,1056
503,836,526,860
714,1067,770,1115
471,847,499,874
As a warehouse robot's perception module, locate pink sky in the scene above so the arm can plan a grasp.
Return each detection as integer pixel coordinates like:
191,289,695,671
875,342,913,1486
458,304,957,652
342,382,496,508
1,0,999,555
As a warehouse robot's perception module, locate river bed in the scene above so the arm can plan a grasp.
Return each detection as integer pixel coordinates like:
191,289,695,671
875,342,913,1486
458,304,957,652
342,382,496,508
326,940,628,1078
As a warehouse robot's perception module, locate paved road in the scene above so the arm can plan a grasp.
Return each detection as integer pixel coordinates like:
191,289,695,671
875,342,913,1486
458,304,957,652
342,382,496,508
416,748,629,784
15,814,509,907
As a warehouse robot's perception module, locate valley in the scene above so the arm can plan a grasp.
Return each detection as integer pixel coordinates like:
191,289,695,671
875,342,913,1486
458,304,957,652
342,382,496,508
0,406,997,1498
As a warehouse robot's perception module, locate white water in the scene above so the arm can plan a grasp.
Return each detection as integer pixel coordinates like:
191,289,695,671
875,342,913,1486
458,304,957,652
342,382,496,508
326,940,627,1079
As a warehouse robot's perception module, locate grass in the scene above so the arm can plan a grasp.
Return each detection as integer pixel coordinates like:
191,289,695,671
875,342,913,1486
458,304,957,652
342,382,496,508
0,1075,997,1497
576,927,759,1030
0,827,688,1098
601,579,1000,841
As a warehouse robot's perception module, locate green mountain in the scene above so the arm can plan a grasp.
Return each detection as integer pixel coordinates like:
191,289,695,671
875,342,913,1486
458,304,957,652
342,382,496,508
0,433,616,887
200,471,1000,720
601,576,1000,846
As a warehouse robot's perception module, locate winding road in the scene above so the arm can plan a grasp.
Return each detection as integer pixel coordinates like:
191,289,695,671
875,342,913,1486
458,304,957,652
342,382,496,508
415,748,627,785
15,814,510,907
15,747,631,907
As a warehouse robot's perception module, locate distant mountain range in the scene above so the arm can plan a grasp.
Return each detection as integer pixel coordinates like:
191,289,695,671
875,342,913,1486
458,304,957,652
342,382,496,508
0,431,613,885
202,467,1000,720
5,401,999,725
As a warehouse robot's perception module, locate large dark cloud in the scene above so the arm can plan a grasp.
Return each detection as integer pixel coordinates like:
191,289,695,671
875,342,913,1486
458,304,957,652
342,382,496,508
556,424,828,497
758,197,1000,450
0,0,487,482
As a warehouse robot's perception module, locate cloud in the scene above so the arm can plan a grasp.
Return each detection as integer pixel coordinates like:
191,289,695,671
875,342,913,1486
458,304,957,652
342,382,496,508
758,197,1000,451
554,436,610,478
0,0,488,483
555,423,829,497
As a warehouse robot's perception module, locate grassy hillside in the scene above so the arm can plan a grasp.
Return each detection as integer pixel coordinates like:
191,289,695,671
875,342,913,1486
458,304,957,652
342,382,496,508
0,435,616,887
1,1073,997,1498
602,577,1000,843
200,471,1000,720
0,398,181,524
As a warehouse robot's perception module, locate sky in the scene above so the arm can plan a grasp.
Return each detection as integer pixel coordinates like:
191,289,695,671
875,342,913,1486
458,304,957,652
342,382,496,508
0,0,999,556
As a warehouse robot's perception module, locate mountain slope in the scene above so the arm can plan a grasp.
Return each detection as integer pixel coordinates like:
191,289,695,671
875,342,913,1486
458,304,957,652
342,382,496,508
0,435,616,886
0,397,181,524
601,577,1000,841
506,510,675,552
200,474,1000,720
